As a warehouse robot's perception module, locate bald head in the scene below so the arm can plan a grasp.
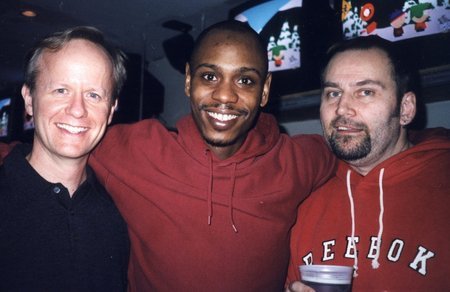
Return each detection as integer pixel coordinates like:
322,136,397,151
189,20,268,77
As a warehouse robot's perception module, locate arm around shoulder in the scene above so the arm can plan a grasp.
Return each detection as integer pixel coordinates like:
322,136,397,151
292,134,337,191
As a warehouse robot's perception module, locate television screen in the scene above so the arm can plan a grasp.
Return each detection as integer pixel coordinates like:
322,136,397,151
342,0,450,41
230,0,341,100
233,0,303,72
0,97,11,137
339,0,450,72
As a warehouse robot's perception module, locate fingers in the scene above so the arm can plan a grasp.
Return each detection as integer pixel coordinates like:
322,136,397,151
285,281,315,292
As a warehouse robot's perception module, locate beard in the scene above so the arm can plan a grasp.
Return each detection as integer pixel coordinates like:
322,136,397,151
202,134,241,148
325,102,402,162
326,117,372,161
328,132,372,161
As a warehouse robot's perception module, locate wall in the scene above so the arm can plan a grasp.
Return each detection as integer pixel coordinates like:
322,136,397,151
147,2,238,127
148,58,189,127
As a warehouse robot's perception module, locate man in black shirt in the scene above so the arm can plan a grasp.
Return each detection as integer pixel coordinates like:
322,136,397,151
0,26,129,291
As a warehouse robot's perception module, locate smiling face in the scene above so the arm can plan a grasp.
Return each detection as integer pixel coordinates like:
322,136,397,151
22,39,116,163
185,29,271,159
320,48,415,174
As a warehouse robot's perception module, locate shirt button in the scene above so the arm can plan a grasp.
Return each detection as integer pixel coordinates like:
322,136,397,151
53,186,61,194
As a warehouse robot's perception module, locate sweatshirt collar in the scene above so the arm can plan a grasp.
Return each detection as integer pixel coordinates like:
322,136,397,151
176,112,280,232
176,112,280,165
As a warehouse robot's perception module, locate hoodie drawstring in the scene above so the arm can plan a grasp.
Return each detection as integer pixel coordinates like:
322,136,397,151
207,151,213,225
205,151,239,233
229,163,238,233
346,168,385,278
345,170,359,277
372,168,385,269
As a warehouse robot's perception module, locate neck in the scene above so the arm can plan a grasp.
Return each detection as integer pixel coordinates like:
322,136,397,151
208,144,240,160
350,134,412,176
27,149,88,197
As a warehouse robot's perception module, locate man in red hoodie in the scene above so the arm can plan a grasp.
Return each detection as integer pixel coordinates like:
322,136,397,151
286,36,450,291
89,20,337,291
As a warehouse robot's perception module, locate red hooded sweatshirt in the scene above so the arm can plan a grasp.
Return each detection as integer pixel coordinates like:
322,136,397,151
90,113,336,291
287,128,450,291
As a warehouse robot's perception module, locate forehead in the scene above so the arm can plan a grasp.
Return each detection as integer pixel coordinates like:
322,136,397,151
325,48,393,83
193,30,266,72
39,39,112,71
37,39,113,88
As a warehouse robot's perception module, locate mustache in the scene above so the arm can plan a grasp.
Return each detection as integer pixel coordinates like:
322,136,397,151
331,117,367,130
199,103,248,115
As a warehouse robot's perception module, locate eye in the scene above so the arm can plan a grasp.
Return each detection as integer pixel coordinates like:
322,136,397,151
325,90,342,100
88,92,99,98
358,89,375,97
86,92,102,101
201,73,217,82
55,88,68,95
237,77,254,85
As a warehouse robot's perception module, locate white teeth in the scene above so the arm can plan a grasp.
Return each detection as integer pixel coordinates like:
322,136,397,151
57,123,87,134
337,126,349,130
207,112,238,122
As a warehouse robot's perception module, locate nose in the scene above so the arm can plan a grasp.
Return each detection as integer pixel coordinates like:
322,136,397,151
66,94,88,118
212,80,238,104
336,93,355,117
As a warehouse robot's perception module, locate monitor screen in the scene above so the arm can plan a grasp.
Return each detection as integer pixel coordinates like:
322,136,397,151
0,97,11,138
230,0,341,100
342,0,450,41
233,0,303,72
339,0,450,71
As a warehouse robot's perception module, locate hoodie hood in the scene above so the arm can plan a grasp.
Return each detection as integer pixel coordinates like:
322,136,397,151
336,127,450,184
175,112,281,232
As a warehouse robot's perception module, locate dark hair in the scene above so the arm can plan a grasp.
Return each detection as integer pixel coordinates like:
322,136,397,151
24,26,127,101
321,35,416,102
189,20,268,77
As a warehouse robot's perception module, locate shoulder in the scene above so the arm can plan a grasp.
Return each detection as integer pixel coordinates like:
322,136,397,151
106,118,168,139
409,127,450,144
291,133,328,146
275,133,334,163
288,133,331,156
95,118,173,154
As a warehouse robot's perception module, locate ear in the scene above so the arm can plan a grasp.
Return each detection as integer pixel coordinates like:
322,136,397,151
399,91,416,126
107,99,118,125
21,84,34,117
260,73,272,108
184,63,191,98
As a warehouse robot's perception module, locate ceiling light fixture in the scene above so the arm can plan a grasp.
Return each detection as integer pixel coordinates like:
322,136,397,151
21,10,37,17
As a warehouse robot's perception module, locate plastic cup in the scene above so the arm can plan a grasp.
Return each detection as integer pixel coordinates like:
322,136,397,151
299,265,353,292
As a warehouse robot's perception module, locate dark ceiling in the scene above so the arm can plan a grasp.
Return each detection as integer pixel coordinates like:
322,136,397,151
0,0,247,91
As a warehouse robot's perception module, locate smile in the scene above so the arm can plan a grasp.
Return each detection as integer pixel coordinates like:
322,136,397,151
207,111,238,122
57,123,88,134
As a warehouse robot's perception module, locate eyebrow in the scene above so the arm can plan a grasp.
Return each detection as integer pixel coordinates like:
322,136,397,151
322,79,386,89
195,63,262,78
355,79,386,89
